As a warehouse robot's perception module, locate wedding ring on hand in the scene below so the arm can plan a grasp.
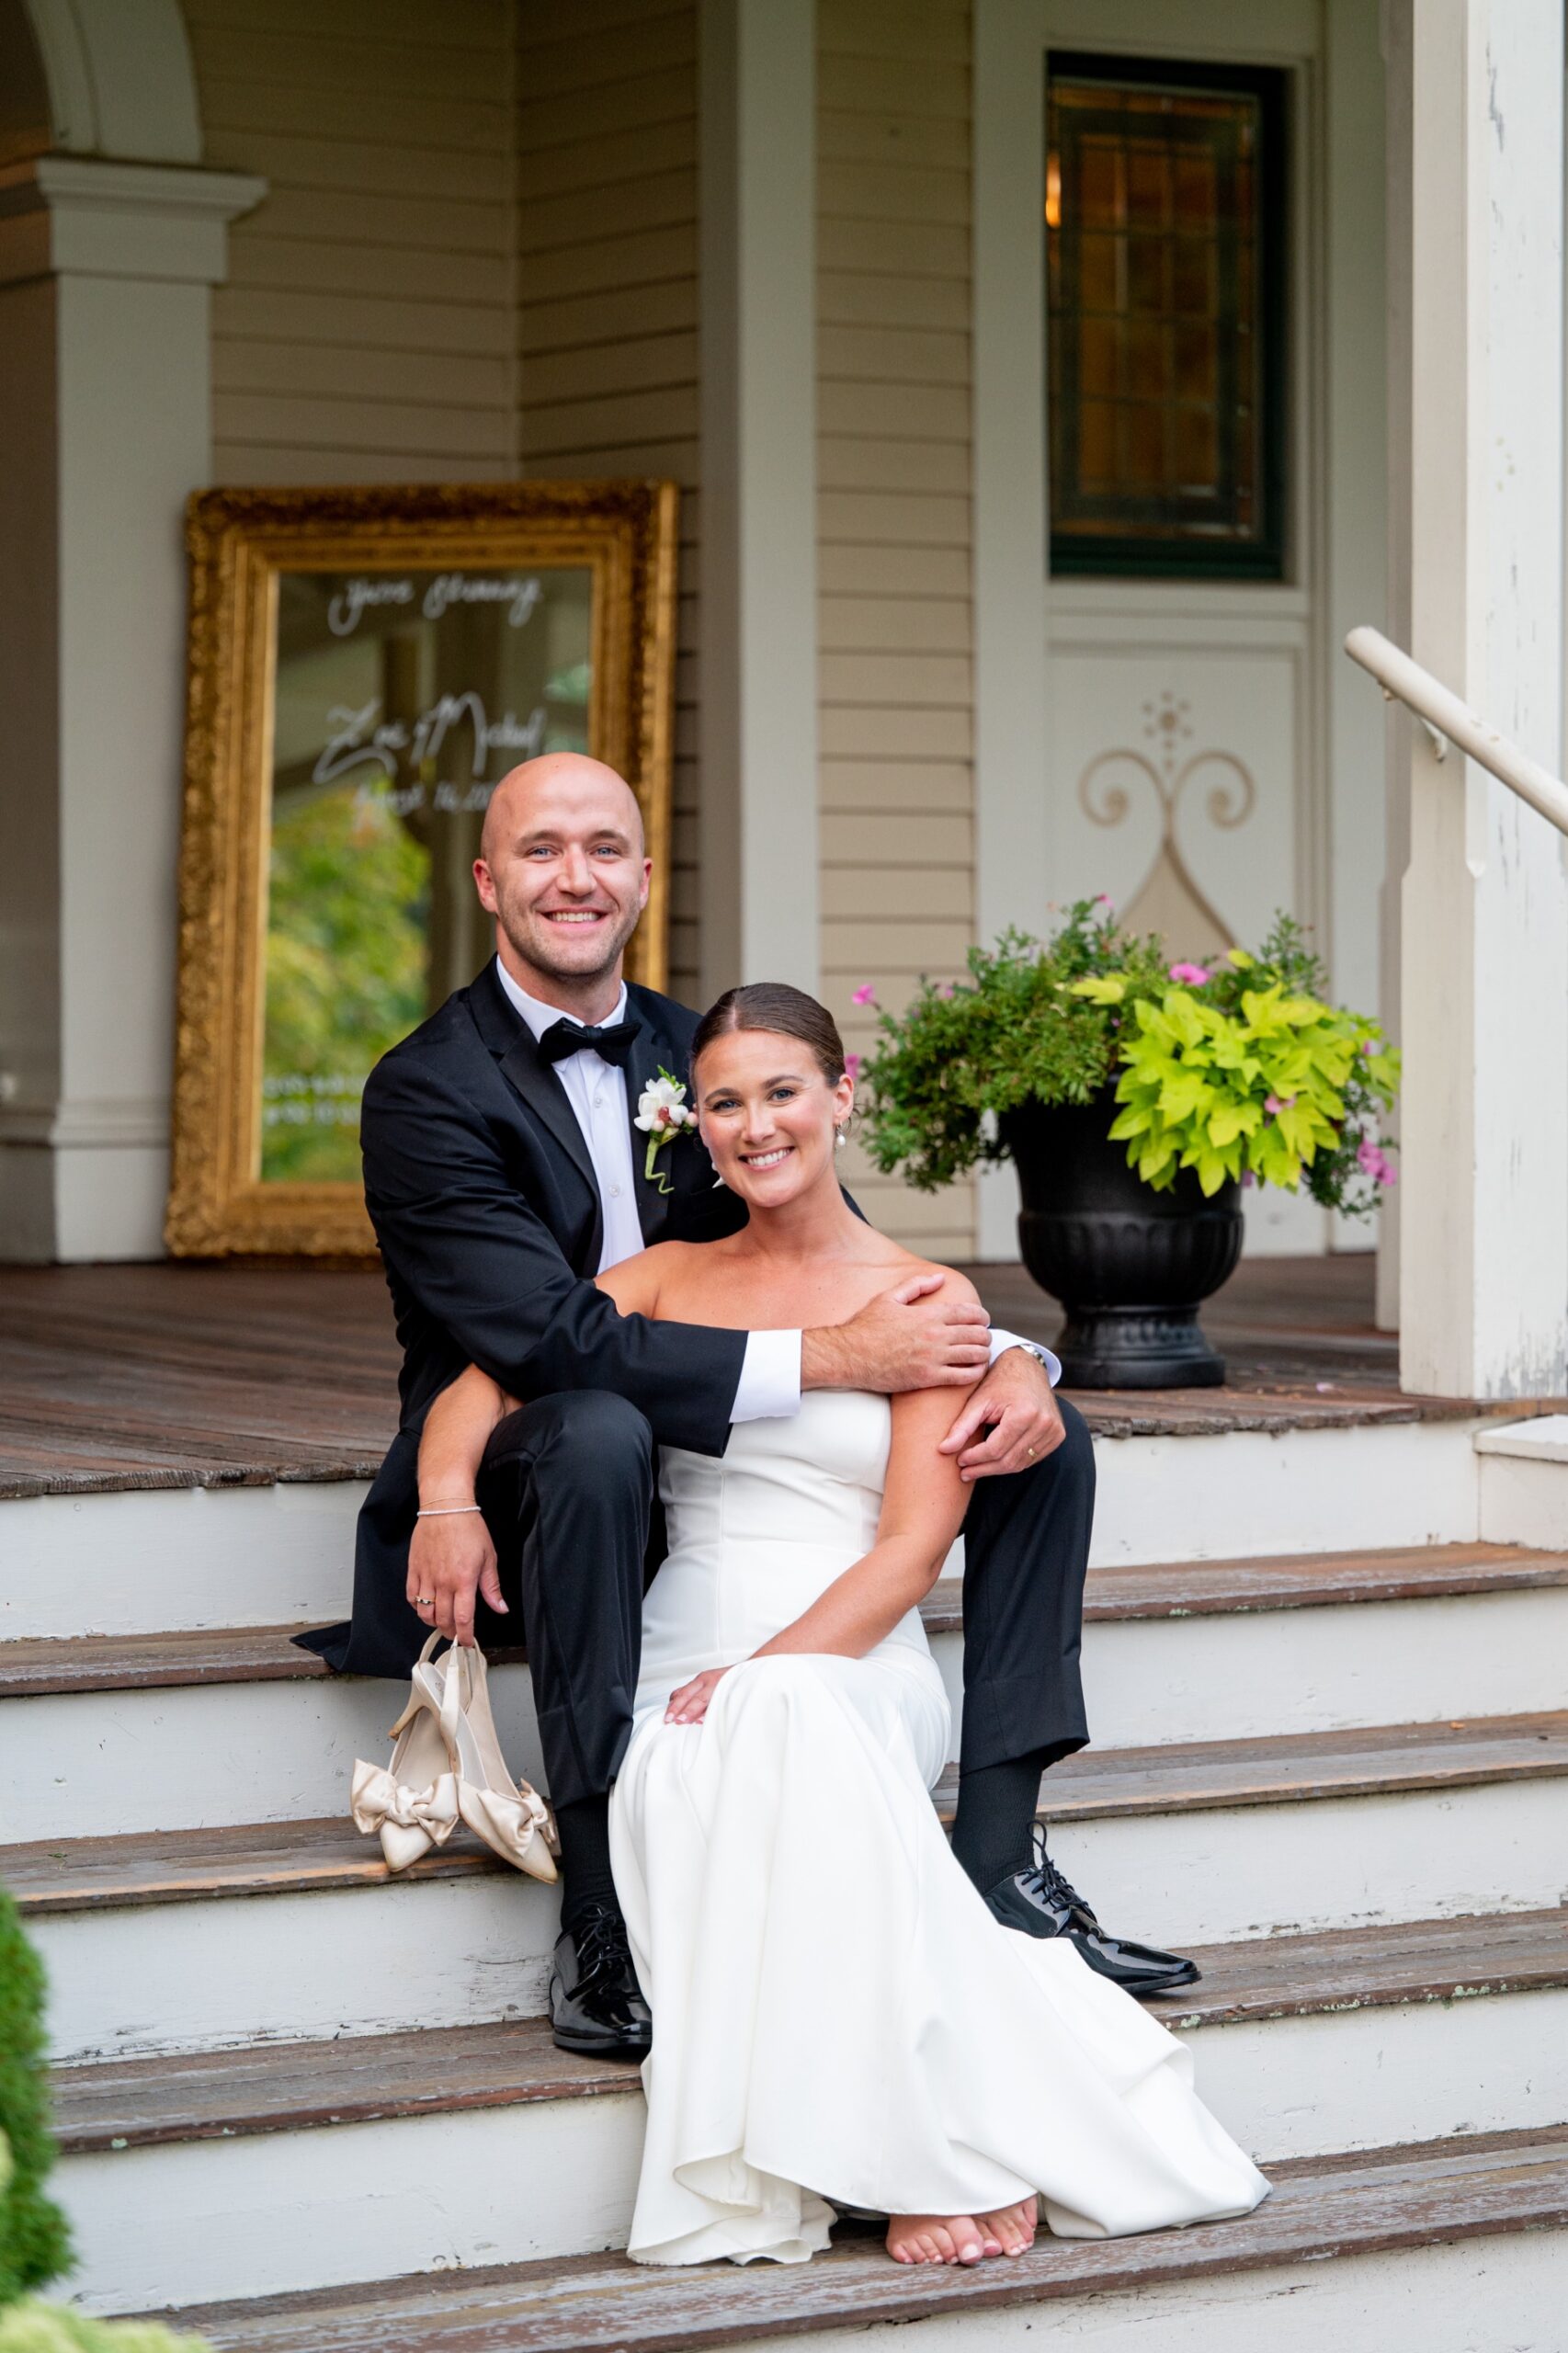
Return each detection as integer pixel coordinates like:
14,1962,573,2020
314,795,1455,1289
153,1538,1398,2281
415,1596,433,1607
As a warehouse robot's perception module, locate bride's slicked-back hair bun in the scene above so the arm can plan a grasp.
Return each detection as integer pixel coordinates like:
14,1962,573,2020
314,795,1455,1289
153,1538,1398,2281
691,983,847,1088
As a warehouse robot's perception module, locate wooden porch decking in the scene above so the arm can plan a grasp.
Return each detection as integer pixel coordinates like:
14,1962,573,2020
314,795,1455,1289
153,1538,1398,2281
1,1253,1560,1505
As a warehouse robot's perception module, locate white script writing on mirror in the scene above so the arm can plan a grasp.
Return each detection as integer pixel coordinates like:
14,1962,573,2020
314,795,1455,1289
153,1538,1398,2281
326,574,543,637
312,694,549,790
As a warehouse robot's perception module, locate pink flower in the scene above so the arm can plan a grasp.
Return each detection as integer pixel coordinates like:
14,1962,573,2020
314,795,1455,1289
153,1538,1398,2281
851,983,877,1007
936,980,955,999
1241,1169,1256,1188
1169,961,1210,985
843,1051,862,1082
1357,1138,1398,1186
1265,1096,1281,1116
1095,893,1112,905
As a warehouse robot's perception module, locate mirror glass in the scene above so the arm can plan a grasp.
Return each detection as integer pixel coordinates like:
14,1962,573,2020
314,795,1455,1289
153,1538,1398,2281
260,563,594,1182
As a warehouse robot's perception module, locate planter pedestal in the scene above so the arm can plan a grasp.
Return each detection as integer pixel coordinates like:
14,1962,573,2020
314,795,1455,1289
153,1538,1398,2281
1001,1094,1243,1390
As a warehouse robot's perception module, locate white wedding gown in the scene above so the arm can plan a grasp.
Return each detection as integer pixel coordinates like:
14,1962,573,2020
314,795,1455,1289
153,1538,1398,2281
608,1390,1269,2267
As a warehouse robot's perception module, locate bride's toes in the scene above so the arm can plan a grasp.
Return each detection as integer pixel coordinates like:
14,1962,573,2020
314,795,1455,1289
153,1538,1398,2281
976,2195,1038,2256
886,2218,934,2264
887,2215,985,2267
939,2218,987,2266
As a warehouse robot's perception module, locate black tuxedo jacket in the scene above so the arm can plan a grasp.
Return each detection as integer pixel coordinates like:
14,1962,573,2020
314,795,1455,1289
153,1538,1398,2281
297,962,749,1677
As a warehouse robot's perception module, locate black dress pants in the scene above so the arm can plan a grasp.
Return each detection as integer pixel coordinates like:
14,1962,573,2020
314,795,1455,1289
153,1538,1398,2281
956,1395,1096,1776
475,1391,653,1812
474,1388,1096,1810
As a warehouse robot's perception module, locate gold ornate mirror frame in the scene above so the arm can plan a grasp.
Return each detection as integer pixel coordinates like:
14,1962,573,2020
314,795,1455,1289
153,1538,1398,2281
167,480,678,1258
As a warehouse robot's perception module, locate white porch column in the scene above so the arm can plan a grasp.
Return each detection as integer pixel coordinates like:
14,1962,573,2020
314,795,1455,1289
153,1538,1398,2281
698,0,819,998
1388,0,1568,1397
971,0,1049,1258
0,156,264,1261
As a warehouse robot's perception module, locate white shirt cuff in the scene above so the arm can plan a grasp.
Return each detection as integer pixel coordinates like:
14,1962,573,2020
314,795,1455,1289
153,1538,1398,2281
989,1325,1062,1387
733,1328,803,1422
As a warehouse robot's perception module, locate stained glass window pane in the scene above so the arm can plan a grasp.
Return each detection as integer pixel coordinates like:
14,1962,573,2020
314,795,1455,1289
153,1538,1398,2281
1047,55,1286,578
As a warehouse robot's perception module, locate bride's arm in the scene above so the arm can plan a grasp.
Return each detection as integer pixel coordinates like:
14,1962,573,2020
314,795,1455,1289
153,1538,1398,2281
665,1379,973,1721
409,1366,517,1644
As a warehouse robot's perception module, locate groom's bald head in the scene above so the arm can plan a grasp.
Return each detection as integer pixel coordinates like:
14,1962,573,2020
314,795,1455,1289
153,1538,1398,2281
479,753,644,866
474,753,651,1001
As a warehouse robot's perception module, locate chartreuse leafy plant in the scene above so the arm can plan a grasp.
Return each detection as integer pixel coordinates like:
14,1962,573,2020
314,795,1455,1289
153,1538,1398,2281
858,904,1399,1215
0,2281,211,2352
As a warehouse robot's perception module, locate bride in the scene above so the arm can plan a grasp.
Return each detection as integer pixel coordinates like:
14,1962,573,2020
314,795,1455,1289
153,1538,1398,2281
420,982,1268,2269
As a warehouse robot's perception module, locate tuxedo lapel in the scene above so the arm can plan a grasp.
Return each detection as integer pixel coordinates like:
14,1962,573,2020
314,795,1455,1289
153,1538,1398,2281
623,1008,675,1244
473,965,603,1255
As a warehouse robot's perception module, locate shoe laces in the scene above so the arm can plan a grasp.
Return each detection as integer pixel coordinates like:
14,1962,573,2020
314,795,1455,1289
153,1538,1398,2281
1017,1824,1091,1918
569,1903,632,1986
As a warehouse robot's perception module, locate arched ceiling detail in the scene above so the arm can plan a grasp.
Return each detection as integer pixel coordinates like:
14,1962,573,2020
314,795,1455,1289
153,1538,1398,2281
4,0,201,165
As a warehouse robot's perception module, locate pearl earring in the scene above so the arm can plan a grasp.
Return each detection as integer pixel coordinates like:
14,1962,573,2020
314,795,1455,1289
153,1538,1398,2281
834,1125,847,1151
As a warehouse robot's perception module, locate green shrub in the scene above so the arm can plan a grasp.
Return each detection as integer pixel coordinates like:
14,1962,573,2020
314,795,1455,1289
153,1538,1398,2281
858,902,1400,1214
0,1890,70,2301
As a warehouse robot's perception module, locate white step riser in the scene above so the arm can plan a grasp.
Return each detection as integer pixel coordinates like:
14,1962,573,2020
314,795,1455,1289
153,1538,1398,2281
1480,1451,1568,1549
0,1666,546,1844
1046,1777,1567,1952
32,1776,1563,2063
35,1874,562,2065
12,1587,1566,1844
52,1985,1568,2313
2,1421,1484,1644
3,1483,362,1641
695,2234,1566,2353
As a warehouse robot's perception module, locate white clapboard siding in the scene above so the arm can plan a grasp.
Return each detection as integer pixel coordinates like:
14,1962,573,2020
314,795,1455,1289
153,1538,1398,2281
188,0,518,483
817,0,977,1254
517,0,702,1004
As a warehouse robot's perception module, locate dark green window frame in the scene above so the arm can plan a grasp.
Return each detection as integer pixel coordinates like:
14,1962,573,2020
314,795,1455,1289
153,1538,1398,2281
1046,51,1289,582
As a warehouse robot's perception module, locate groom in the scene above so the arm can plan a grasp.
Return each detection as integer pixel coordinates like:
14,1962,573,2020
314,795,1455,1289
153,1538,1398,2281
299,752,1196,2055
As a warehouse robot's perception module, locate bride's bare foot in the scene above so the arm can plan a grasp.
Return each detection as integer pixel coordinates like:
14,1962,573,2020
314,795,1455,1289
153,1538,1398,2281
974,2194,1038,2256
886,2213,991,2266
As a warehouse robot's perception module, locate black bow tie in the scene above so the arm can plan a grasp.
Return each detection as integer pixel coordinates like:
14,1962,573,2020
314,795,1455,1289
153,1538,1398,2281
537,1014,642,1069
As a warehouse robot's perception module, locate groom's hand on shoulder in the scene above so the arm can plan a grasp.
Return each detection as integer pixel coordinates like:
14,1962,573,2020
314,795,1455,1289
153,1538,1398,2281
804,1270,991,1394
938,1347,1064,1482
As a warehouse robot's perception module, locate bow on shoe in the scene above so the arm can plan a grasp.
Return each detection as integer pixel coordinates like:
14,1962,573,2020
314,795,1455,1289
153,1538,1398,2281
457,1776,560,1880
350,1758,461,1872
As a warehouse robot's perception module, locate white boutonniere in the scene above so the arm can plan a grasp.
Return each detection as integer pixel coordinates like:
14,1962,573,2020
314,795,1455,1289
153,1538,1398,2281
634,1066,699,1194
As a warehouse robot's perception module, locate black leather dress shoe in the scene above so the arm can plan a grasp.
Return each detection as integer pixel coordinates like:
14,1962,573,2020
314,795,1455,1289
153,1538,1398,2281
550,1904,653,2059
983,1831,1199,1997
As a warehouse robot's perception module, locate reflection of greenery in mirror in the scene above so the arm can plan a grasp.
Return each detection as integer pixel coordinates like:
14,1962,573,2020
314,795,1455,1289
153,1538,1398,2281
259,563,593,1183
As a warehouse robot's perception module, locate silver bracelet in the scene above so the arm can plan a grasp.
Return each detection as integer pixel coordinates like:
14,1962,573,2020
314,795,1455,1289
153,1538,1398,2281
415,1504,483,1518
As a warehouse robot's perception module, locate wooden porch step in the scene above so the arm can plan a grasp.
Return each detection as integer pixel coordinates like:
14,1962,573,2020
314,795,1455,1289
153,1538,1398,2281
48,1907,1568,2155
147,2124,1568,2351
8,1711,1567,1916
6,1541,1562,1696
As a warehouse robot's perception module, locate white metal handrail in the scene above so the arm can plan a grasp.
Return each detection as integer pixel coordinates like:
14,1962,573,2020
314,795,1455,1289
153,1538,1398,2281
1345,624,1568,840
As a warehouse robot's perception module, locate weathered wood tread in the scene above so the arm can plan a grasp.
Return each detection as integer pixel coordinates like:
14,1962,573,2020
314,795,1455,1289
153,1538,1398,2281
6,1542,1562,1694
49,1908,1568,2154
8,1711,1566,1915
933,1707,1568,1824
150,2125,1568,2349
7,1257,1565,1500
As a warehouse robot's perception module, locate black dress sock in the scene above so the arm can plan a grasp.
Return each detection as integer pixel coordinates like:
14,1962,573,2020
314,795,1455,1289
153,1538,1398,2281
553,1794,619,1934
950,1749,1051,1896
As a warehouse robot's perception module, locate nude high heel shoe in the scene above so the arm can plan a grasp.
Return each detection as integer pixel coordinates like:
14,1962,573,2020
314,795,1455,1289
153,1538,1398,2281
349,1631,460,1873
443,1640,560,1883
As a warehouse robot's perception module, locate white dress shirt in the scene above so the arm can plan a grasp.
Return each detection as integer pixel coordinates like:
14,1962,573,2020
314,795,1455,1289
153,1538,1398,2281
494,957,1058,1417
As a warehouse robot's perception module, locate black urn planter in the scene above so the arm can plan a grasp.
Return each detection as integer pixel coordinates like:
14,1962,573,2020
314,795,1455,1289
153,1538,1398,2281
1000,1090,1242,1389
